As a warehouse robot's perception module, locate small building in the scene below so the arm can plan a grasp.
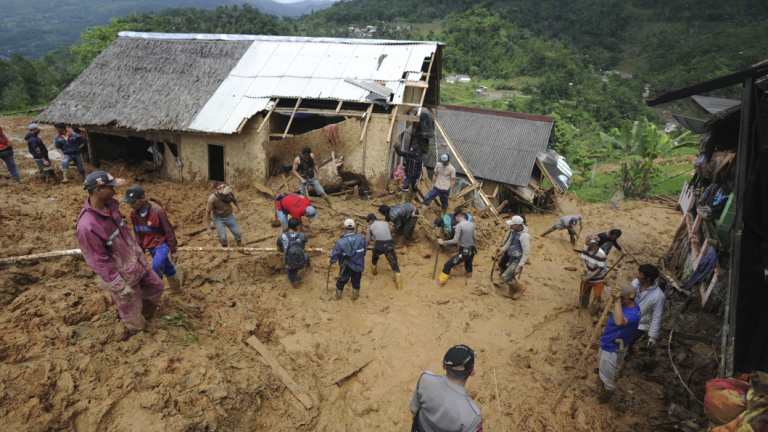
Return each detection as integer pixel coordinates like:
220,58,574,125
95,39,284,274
38,32,442,188
423,105,570,210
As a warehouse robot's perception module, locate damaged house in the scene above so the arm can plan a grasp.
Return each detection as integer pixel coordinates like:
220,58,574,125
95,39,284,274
38,32,442,188
423,105,570,212
648,60,768,376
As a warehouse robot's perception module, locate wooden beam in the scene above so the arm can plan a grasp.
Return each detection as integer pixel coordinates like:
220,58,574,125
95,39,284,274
257,98,279,133
282,98,302,139
454,183,481,201
417,54,436,116
335,100,343,113
385,105,399,146
246,336,314,410
361,104,374,176
434,119,499,217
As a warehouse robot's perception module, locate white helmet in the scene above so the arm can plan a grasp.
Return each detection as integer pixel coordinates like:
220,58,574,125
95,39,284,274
343,218,356,229
507,215,525,226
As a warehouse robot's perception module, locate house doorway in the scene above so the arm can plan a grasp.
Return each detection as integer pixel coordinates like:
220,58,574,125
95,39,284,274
208,144,224,181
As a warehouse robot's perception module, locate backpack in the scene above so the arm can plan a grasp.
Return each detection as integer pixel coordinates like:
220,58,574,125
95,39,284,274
283,232,306,270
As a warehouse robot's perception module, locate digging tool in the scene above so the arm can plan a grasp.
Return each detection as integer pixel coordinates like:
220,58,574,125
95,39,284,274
490,255,498,284
325,262,332,297
431,243,441,279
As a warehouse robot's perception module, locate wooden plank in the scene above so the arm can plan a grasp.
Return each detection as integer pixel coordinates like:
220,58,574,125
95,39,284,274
257,98,279,133
385,105,399,145
245,336,314,410
454,183,481,200
406,81,429,88
335,100,343,113
494,200,508,214
434,120,499,217
282,98,302,139
360,104,374,176
417,54,436,116
328,357,374,387
491,184,500,199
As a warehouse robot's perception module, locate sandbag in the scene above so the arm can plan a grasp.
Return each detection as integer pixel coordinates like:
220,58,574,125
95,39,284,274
705,378,750,424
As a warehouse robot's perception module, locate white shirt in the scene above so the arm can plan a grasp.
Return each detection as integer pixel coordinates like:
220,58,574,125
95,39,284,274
433,163,456,191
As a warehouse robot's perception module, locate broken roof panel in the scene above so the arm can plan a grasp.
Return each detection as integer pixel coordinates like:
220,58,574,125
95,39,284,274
692,95,740,115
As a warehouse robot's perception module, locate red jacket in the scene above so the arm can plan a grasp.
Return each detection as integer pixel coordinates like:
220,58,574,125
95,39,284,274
275,194,311,220
130,201,177,252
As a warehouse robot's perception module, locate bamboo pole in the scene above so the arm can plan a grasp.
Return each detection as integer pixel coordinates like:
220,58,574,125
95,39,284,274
257,98,279,132
282,98,302,139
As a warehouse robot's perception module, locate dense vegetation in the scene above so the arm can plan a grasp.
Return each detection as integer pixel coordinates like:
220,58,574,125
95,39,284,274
2,0,766,197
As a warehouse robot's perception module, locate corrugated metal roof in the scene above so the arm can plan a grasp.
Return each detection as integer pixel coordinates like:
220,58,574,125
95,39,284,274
691,95,740,115
425,106,554,187
188,36,438,134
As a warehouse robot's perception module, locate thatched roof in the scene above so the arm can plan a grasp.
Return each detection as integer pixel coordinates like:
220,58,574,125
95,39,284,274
38,38,252,132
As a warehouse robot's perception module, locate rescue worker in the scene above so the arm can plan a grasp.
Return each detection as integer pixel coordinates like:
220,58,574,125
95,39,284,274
580,238,608,311
433,209,473,240
409,344,483,432
124,185,181,292
594,229,624,256
541,214,582,245
205,182,243,247
277,218,309,287
597,283,640,402
0,125,20,182
292,147,332,206
437,211,476,286
330,218,367,301
54,123,86,182
394,143,423,200
274,192,317,231
632,264,665,352
496,215,531,298
76,171,164,340
24,123,52,179
366,213,403,290
379,203,418,241
423,153,456,211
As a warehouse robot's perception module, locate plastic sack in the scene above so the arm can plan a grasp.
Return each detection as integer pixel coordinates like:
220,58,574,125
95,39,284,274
705,378,750,424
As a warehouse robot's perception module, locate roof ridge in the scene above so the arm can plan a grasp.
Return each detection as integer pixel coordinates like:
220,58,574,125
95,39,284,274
439,105,553,123
118,31,443,46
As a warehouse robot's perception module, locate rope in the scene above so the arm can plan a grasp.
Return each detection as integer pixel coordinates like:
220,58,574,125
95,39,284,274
667,328,704,406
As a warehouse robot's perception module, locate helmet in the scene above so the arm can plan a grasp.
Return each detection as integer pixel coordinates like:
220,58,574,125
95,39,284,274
439,153,450,164
305,206,317,219
507,215,524,226
343,218,355,229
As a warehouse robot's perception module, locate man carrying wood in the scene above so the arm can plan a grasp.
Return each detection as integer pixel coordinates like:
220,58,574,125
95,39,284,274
437,211,476,286
541,214,582,246
293,147,332,207
409,344,483,432
365,213,403,290
330,218,367,301
76,171,164,340
423,153,456,212
124,185,181,292
580,238,609,311
274,192,317,231
597,283,640,403
496,216,531,298
206,182,243,247
379,203,418,241
277,218,309,287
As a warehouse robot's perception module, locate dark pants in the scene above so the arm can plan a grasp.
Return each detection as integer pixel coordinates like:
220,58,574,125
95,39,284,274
402,175,420,193
423,187,449,211
372,240,400,272
443,246,476,275
287,255,309,284
0,149,19,180
337,266,362,291
396,217,417,240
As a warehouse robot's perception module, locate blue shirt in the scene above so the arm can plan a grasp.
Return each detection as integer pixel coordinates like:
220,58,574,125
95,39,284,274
330,232,367,272
599,303,640,352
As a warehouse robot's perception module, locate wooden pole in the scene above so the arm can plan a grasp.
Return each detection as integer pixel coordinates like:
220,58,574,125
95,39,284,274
246,336,314,410
257,98,279,133
385,105,399,146
282,98,302,139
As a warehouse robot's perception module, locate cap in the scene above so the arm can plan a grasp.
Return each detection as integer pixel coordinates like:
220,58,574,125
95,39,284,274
439,153,450,163
287,218,300,230
305,205,317,219
343,218,355,229
83,171,116,191
507,215,524,226
443,344,475,376
122,185,145,204
27,123,40,131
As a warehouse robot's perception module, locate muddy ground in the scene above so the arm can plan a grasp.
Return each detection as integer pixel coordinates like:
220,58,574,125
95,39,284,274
0,116,682,431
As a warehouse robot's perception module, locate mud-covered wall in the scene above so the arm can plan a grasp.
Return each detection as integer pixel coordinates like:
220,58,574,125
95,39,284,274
266,115,395,189
178,114,268,186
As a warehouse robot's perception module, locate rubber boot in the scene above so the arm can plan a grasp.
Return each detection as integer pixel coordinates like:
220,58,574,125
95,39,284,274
438,272,449,286
395,272,403,290
61,170,69,183
335,289,343,300
371,263,378,275
141,300,157,320
351,289,360,301
167,275,181,292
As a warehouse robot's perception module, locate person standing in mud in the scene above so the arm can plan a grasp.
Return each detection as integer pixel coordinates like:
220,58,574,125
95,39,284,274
379,203,418,241
330,218,367,301
495,215,531,298
0,125,21,182
292,147,332,207
597,283,640,402
541,214,582,246
76,171,164,340
124,185,181,292
206,182,243,247
409,344,483,432
366,213,403,290
277,218,309,287
436,211,476,286
54,123,86,183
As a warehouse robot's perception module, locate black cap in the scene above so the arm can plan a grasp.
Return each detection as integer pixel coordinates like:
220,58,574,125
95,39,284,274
443,344,475,377
287,218,300,229
378,205,390,215
83,171,116,191
123,185,145,204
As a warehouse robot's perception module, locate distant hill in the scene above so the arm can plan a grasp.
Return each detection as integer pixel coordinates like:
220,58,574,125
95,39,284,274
1,0,335,57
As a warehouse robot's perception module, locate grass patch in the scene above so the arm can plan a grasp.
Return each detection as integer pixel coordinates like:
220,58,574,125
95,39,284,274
571,159,693,202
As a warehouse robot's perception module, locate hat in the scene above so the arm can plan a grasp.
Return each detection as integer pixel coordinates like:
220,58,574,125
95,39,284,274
619,284,636,299
122,185,145,204
507,215,524,226
83,171,116,191
443,344,475,376
343,218,355,229
27,123,40,131
287,218,300,230
439,153,450,163
305,205,317,219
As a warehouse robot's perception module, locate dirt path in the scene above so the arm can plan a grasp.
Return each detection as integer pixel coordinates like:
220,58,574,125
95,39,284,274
0,116,680,431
